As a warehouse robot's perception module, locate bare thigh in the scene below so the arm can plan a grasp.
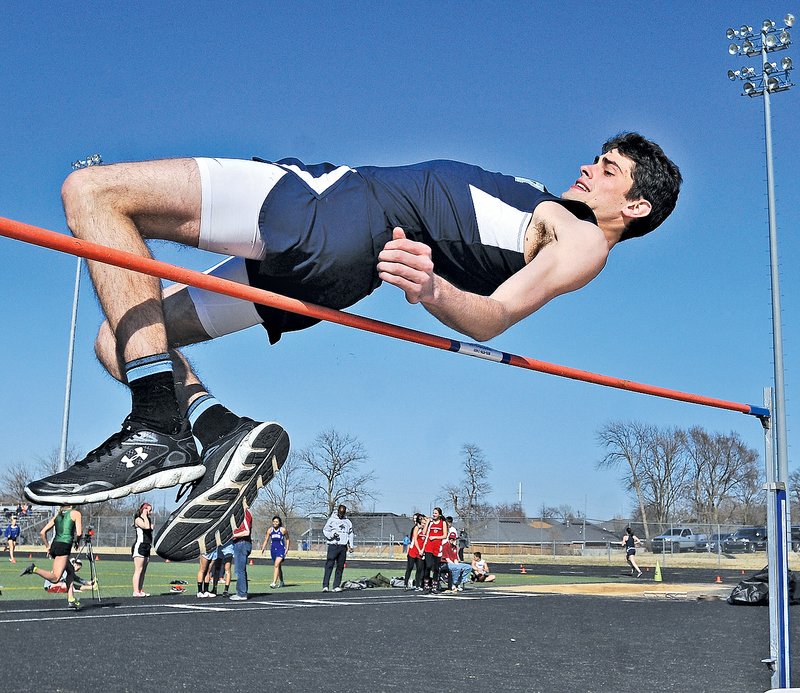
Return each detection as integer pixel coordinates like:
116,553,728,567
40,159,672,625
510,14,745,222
66,157,202,245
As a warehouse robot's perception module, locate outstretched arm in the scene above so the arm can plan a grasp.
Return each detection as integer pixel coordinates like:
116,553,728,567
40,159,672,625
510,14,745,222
377,216,607,342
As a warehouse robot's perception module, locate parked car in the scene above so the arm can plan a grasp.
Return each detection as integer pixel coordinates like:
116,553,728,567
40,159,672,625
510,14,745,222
695,532,734,553
650,527,707,554
722,527,768,553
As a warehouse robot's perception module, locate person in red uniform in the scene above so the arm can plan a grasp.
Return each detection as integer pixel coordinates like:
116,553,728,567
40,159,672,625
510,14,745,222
229,507,253,601
403,513,425,590
421,507,448,594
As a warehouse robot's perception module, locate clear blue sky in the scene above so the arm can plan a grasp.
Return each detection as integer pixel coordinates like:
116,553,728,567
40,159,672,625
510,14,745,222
1,1,798,520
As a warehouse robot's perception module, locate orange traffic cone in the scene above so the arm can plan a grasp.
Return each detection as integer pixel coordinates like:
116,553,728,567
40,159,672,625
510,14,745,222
520,565,527,574
715,575,722,583
29,553,33,559
249,559,254,566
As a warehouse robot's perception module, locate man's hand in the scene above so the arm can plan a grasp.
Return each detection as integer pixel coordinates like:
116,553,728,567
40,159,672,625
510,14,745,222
377,227,436,304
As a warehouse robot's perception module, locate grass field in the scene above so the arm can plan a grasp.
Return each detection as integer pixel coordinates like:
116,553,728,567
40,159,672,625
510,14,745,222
0,555,626,602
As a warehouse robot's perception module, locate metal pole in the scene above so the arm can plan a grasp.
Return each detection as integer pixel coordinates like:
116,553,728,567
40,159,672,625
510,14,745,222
760,41,792,544
58,257,81,472
58,154,102,472
763,387,790,688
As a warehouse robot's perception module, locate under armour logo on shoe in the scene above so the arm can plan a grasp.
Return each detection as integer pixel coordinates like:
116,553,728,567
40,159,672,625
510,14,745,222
122,447,149,468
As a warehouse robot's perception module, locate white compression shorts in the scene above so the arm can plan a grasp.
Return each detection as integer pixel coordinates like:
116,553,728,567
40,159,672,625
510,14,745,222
187,157,289,338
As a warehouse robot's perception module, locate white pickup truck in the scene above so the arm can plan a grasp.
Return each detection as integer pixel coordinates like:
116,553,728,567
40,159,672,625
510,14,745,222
650,527,707,553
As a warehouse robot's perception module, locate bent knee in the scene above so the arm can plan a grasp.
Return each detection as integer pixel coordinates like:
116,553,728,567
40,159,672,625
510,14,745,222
94,320,122,376
62,167,112,232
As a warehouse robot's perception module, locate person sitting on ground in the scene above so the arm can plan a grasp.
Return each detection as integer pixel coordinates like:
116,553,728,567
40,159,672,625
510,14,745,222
23,134,680,568
42,558,94,593
471,552,496,583
441,534,472,592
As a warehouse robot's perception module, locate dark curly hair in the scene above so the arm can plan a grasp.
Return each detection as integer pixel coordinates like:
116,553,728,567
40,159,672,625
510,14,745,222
602,132,682,241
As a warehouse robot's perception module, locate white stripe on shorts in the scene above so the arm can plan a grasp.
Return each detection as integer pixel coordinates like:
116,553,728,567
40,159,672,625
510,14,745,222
194,157,288,259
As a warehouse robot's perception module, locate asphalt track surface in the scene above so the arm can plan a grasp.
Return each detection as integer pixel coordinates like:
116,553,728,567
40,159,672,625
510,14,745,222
2,558,798,693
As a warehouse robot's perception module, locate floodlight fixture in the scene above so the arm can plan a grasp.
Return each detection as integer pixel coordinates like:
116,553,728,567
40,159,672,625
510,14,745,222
763,19,776,31
786,13,795,27
727,27,738,39
781,56,792,70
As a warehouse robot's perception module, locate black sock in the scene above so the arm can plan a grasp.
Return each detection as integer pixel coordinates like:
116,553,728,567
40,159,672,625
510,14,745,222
125,355,181,432
197,582,203,594
187,396,240,449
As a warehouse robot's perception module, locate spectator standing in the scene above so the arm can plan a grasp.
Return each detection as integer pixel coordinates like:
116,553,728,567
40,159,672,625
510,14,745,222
421,507,448,594
403,513,424,590
229,507,253,600
402,533,410,554
196,547,218,598
131,501,154,597
457,529,470,562
322,504,354,592
210,542,234,596
4,515,21,563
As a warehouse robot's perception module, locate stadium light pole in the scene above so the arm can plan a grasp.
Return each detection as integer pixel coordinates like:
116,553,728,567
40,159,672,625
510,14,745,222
726,15,794,689
58,153,102,472
726,14,794,511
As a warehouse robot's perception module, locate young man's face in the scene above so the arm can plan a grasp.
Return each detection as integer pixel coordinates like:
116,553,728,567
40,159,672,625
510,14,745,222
561,148,644,226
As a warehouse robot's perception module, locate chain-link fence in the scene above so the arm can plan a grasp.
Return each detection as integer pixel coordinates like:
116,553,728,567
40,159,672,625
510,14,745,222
6,511,793,562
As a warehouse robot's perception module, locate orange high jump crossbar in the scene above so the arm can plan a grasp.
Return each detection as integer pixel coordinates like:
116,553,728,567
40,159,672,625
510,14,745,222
0,215,770,420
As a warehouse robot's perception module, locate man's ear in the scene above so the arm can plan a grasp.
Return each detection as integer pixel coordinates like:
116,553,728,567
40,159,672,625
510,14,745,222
622,198,652,221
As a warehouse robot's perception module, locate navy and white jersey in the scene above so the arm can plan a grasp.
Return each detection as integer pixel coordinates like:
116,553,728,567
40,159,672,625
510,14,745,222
269,527,285,551
246,158,596,343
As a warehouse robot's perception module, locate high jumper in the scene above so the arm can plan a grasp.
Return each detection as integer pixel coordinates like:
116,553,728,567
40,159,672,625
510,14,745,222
20,133,682,561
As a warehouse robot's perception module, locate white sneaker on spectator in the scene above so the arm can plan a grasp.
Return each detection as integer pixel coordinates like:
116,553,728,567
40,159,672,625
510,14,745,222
333,587,343,592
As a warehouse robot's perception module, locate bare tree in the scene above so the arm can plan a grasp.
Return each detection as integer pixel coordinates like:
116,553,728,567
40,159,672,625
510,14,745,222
299,429,378,515
1,446,83,503
638,427,689,526
596,421,653,540
254,452,311,520
495,501,525,519
0,461,33,503
441,443,493,529
789,469,800,517
686,427,760,526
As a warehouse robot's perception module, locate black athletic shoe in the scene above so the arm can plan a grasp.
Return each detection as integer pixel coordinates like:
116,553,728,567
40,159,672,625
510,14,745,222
20,562,35,576
24,417,203,505
154,419,289,562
